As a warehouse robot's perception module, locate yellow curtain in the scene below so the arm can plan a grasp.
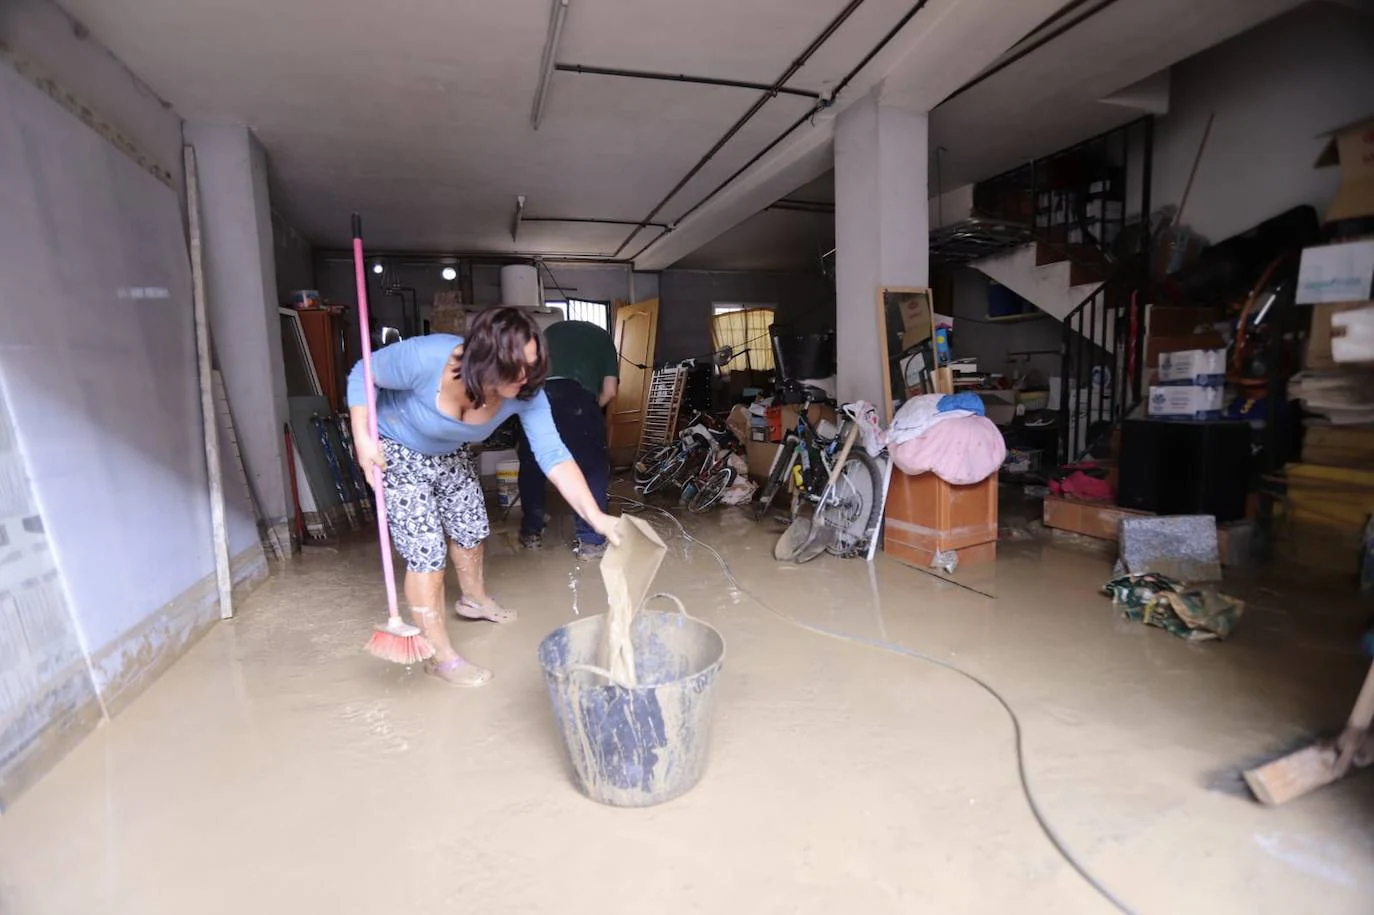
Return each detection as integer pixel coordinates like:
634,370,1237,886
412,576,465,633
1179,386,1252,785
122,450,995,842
710,308,775,372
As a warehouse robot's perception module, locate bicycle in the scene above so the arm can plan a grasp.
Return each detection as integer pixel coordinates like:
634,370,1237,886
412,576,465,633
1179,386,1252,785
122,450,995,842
752,384,883,558
635,411,739,512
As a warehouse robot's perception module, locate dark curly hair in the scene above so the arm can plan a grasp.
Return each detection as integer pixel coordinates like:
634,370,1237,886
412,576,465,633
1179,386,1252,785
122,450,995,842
454,306,549,407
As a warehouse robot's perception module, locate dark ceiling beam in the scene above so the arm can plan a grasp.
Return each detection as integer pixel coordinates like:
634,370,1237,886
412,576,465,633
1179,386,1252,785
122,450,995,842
554,63,823,99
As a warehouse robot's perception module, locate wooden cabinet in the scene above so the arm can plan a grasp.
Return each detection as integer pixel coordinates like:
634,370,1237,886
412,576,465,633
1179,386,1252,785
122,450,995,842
882,470,998,568
296,310,349,409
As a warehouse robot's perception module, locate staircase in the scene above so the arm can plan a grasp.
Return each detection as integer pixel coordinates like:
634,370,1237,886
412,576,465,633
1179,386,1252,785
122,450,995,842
949,116,1155,465
972,242,1104,323
971,240,1131,462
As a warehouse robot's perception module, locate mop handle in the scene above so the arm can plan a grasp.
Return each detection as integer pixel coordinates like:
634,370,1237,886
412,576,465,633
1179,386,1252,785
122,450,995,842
352,214,401,623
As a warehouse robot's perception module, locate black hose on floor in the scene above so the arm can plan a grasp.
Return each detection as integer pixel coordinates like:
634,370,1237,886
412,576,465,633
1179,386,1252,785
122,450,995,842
613,495,1137,915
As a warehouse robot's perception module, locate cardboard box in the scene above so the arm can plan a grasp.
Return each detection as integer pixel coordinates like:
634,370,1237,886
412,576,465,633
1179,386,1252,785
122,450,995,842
1158,348,1227,386
746,439,781,482
1315,116,1374,222
1302,424,1374,468
1146,305,1220,337
1306,300,1372,370
895,293,933,352
1296,240,1374,304
777,403,836,441
1145,332,1227,367
1147,385,1223,420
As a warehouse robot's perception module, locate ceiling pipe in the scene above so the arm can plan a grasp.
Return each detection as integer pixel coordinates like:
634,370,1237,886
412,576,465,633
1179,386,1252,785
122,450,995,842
554,63,822,99
611,0,869,259
530,0,570,130
523,216,669,229
768,199,835,214
628,0,933,262
939,0,1121,105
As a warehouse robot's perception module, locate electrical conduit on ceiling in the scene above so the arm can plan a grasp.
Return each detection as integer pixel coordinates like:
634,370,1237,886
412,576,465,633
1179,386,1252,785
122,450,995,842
610,0,871,259
625,0,935,263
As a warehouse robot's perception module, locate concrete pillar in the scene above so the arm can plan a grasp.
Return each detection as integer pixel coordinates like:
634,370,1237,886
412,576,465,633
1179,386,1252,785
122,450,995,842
183,123,290,534
834,89,929,406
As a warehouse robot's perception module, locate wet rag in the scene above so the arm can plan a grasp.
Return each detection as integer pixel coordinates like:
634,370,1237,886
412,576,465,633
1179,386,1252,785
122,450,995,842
1102,572,1244,641
599,515,668,685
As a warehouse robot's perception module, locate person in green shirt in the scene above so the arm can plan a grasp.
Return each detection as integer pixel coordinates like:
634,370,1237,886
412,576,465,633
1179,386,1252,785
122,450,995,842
517,319,620,557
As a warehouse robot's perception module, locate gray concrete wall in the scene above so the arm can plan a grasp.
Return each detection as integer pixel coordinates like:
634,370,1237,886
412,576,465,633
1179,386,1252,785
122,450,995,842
314,257,827,371
1144,2,1374,242
655,270,834,365
0,0,266,806
272,208,315,303
944,267,1062,381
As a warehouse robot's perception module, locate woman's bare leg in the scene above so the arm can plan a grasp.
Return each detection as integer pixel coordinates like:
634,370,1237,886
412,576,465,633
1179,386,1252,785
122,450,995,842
449,541,487,604
403,569,457,662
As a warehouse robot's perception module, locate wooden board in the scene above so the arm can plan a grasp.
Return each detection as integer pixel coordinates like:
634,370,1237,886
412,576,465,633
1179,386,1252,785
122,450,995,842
1042,495,1152,542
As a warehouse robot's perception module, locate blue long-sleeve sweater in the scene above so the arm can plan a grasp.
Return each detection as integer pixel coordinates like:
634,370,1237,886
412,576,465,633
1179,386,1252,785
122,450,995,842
346,334,573,473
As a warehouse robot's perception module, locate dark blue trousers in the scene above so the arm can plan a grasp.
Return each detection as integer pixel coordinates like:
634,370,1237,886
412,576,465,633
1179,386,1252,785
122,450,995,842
517,379,610,545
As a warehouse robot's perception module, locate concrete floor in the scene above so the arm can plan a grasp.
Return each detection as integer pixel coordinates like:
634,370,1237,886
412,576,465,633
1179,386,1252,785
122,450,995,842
1,496,1372,914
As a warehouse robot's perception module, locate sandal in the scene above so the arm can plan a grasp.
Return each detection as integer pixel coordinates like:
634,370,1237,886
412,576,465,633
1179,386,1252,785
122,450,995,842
424,656,492,687
455,596,517,624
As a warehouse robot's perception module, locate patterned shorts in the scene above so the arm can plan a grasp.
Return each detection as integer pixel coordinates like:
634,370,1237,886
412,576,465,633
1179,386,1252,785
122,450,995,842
380,438,489,572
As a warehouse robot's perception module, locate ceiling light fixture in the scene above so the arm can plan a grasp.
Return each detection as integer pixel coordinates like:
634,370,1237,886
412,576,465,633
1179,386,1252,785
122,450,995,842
530,0,570,130
441,266,457,281
371,262,384,275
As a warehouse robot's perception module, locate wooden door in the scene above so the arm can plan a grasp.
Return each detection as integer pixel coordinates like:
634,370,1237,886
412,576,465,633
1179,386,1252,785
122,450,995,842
608,297,659,467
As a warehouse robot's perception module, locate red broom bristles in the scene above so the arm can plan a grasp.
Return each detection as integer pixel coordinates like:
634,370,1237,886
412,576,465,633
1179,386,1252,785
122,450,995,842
365,628,436,666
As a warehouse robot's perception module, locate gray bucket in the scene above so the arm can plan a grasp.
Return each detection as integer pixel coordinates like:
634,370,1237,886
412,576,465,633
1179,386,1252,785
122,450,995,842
537,594,725,807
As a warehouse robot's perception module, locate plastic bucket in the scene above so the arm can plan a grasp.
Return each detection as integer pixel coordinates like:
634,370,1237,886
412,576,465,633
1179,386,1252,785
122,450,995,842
537,595,725,807
496,459,520,507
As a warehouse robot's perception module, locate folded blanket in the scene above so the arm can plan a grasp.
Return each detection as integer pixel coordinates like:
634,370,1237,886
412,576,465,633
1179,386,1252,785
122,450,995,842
889,415,1006,484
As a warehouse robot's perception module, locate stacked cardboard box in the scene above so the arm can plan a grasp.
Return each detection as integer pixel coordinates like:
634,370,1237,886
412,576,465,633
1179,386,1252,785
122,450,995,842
1278,116,1374,578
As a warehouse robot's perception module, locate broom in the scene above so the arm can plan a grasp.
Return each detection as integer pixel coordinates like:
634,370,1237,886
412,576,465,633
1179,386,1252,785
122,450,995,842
353,213,435,665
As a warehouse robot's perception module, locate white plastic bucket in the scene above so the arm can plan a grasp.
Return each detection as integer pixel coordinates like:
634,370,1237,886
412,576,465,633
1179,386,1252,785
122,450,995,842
496,459,520,507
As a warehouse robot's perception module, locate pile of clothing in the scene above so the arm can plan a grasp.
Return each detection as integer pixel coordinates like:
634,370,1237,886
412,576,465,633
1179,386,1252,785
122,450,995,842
1102,572,1244,641
882,393,1005,485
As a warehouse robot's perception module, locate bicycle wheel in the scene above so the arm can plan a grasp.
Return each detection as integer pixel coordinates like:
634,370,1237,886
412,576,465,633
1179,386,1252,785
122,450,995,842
633,444,677,486
674,445,709,487
752,443,796,521
688,467,735,513
820,450,883,556
642,450,686,495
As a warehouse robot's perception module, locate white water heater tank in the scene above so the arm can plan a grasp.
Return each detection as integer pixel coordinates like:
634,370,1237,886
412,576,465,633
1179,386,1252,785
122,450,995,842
500,264,540,308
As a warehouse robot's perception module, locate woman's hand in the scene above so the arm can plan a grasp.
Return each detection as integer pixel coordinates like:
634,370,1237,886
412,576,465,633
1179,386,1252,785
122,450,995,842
349,406,385,475
354,433,386,474
587,509,622,547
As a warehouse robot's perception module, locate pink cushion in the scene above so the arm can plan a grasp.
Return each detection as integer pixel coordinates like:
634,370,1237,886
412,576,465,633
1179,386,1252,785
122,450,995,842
889,415,1006,485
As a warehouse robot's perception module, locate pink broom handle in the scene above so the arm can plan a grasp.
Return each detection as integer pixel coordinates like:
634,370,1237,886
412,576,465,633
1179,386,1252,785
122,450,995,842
352,214,402,624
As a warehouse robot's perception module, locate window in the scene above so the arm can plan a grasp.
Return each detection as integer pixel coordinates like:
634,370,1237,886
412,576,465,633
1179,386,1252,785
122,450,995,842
543,298,610,331
711,304,775,372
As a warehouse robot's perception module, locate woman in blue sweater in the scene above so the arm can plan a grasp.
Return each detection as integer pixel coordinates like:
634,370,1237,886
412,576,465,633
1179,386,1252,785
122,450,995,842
348,307,618,686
